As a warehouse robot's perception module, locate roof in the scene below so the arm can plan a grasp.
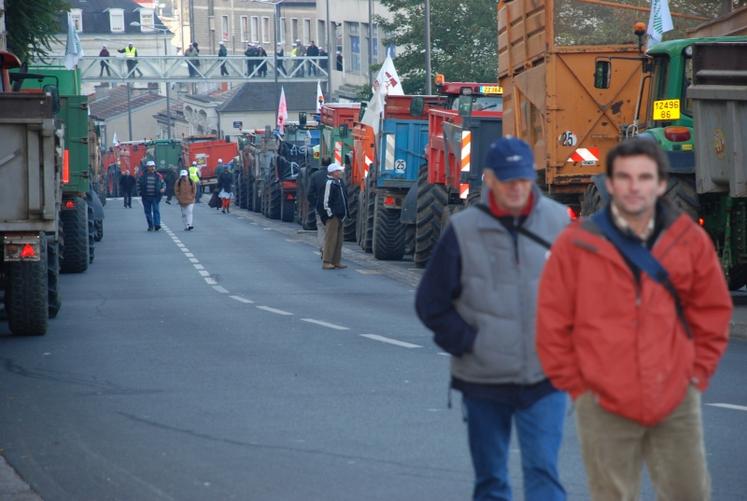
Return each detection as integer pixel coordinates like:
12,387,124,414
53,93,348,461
89,85,165,120
60,0,171,35
218,81,319,113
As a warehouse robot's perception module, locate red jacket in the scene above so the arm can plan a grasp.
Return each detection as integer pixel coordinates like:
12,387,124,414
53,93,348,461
536,204,732,425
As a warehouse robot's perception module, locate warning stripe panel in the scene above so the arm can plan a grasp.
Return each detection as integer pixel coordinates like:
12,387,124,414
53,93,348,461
460,183,469,199
461,131,472,172
567,147,600,163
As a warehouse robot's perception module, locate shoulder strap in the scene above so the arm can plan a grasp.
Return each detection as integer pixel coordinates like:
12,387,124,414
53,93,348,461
592,210,692,339
475,203,552,249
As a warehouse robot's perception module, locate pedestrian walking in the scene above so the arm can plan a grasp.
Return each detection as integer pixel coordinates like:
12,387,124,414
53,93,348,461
118,42,143,77
162,165,177,204
306,40,319,76
336,51,343,71
185,43,199,77
257,44,268,77
318,162,348,269
174,169,197,231
307,160,331,259
319,46,328,72
119,170,136,208
536,137,732,501
217,165,234,214
188,161,202,203
276,43,285,76
218,40,229,76
138,160,165,231
245,42,257,76
415,137,570,501
98,45,111,77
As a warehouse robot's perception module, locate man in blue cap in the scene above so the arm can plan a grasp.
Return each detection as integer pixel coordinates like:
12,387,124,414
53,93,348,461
415,136,570,501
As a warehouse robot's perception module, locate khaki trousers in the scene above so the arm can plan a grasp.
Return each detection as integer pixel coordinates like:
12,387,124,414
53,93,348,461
316,213,327,254
575,386,710,501
323,217,344,265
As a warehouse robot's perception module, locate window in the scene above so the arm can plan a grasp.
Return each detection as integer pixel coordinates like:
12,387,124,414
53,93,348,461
318,21,326,48
371,23,379,60
303,19,311,45
251,16,259,43
139,9,155,31
279,17,286,43
291,18,299,43
70,8,83,32
240,16,249,42
262,17,270,43
109,8,124,33
221,15,229,42
348,22,360,73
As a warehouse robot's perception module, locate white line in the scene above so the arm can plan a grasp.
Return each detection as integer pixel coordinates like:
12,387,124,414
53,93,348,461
355,269,381,275
205,277,217,285
230,295,254,304
198,270,210,277
176,243,185,248
437,352,450,357
256,305,293,316
285,239,301,243
185,253,194,257
360,334,422,349
212,285,229,294
706,403,747,412
193,264,205,270
300,318,350,331
189,258,199,263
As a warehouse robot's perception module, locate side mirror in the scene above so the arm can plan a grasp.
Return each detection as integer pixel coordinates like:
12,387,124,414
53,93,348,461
594,59,611,89
43,84,61,114
409,97,424,117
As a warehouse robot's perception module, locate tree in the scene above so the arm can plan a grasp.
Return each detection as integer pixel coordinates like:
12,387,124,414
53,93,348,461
6,0,70,64
377,0,497,94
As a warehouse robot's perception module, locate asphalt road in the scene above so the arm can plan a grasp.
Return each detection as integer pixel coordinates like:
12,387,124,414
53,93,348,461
0,199,745,501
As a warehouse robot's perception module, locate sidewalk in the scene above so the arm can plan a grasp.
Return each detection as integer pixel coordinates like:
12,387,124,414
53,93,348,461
730,300,747,341
0,455,41,500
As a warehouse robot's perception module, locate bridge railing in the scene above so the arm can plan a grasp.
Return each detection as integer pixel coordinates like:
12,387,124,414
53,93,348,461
34,55,329,82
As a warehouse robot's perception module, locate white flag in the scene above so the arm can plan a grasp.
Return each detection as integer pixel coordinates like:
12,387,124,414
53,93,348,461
360,54,404,132
277,86,288,135
112,132,119,146
647,0,674,49
316,80,325,113
64,12,85,70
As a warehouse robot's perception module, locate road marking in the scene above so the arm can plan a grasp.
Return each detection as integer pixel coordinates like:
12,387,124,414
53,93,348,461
205,277,217,285
212,285,229,294
185,252,194,257
198,270,210,277
189,258,199,263
707,403,747,412
437,352,450,357
230,295,254,304
355,269,381,275
193,264,205,270
176,243,185,248
285,239,301,243
301,318,350,331
256,305,293,316
360,334,422,349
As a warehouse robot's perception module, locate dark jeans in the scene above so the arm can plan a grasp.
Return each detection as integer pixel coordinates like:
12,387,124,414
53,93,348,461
463,391,566,501
220,62,228,76
123,191,132,207
100,62,110,77
142,196,161,228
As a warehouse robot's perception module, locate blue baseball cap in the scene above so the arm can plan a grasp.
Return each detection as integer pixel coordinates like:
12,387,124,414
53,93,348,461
485,136,536,181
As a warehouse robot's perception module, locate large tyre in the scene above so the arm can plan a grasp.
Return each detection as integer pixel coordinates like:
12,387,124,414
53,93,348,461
268,183,281,219
281,192,295,222
87,205,96,264
665,175,699,220
580,182,604,216
356,187,367,250
5,234,48,336
344,184,359,242
94,219,104,242
60,197,89,273
440,204,463,235
414,164,447,268
373,193,406,261
47,237,61,319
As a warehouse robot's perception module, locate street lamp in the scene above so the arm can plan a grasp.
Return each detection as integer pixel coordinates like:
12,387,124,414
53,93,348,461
256,0,284,125
130,21,173,139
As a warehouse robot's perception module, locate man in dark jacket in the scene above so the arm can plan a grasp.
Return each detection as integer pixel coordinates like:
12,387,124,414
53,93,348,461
217,167,234,214
119,170,136,208
318,162,348,269
306,41,320,75
162,165,177,204
137,160,165,231
218,40,229,76
415,137,570,501
308,160,332,257
99,45,111,77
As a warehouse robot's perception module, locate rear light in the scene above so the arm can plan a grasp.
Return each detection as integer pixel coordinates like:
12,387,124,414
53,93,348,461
384,195,396,207
567,207,578,221
64,200,76,209
664,126,690,142
286,193,294,200
698,217,705,226
3,236,41,262
62,149,70,184
20,244,36,259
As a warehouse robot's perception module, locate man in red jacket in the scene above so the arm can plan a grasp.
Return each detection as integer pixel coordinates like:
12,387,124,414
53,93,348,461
536,137,732,501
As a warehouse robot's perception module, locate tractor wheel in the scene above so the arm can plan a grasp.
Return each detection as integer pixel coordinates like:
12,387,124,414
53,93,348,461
5,234,48,336
580,182,604,217
344,184,359,242
47,236,61,319
268,183,281,219
665,175,699,220
414,164,447,268
60,197,89,273
373,194,406,261
281,193,295,222
87,204,96,264
440,204,463,235
94,219,104,242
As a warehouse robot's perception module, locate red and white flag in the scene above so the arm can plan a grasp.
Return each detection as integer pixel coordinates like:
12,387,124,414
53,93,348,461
316,80,325,113
277,86,288,134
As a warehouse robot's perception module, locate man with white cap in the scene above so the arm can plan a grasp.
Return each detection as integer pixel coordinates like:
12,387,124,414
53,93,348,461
174,169,197,231
137,160,165,231
308,158,332,258
318,161,348,269
218,40,229,76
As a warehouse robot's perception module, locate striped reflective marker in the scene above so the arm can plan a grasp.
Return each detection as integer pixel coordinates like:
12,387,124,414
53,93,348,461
567,147,600,164
460,131,472,199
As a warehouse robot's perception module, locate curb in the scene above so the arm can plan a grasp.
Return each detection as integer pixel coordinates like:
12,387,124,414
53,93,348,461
730,322,747,341
0,455,41,500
